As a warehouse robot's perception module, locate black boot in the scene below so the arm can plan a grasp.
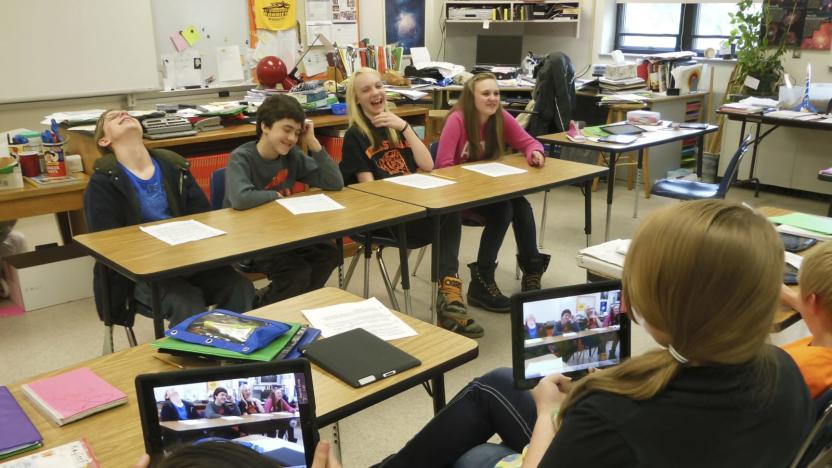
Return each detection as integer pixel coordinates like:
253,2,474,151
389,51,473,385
518,254,551,292
466,262,511,313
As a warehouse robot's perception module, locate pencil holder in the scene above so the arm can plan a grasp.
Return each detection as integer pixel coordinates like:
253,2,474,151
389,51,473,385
42,139,68,177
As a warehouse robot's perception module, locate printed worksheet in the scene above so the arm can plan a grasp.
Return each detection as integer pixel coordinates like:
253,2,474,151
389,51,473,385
461,162,527,177
276,194,345,215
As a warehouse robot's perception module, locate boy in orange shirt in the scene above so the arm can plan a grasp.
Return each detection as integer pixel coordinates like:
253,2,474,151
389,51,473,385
781,242,832,397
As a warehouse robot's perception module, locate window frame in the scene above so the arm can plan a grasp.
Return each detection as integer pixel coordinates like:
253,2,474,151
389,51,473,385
614,3,735,56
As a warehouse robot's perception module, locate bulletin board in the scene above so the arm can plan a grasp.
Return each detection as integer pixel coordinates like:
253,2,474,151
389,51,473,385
151,0,252,89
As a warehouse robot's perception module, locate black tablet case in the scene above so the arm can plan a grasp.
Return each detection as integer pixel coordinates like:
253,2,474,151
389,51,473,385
301,328,421,388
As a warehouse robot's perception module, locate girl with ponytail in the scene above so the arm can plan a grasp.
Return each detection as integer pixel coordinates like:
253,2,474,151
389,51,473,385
377,200,813,468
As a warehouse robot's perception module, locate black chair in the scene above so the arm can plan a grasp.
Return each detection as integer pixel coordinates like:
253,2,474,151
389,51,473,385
650,135,754,201
791,388,832,468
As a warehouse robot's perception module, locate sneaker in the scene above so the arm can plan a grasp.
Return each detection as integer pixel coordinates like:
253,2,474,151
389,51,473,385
466,262,510,313
438,276,484,339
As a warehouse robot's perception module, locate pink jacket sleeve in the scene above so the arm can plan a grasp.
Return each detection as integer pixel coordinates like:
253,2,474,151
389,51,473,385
264,399,273,413
435,111,466,169
501,109,544,165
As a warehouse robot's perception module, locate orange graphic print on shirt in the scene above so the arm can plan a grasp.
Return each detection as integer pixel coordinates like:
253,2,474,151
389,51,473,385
265,168,292,196
366,140,412,177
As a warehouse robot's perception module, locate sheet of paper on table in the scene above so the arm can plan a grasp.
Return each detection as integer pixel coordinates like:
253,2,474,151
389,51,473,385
140,220,226,246
384,174,456,189
301,297,417,341
276,194,345,215
462,162,527,177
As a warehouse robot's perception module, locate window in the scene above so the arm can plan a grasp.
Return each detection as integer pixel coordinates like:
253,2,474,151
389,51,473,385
614,2,762,55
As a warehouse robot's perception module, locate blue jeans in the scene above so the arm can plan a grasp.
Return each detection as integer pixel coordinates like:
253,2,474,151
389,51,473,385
454,443,517,468
380,368,536,468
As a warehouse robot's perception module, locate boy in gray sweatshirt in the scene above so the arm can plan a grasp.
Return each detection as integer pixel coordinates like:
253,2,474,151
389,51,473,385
225,94,344,306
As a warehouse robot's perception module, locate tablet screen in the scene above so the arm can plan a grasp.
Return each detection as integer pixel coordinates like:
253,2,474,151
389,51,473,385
136,361,317,467
512,282,630,388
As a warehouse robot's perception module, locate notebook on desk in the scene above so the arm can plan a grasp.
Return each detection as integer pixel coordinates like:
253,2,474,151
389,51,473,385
301,328,421,388
0,386,42,460
21,367,127,426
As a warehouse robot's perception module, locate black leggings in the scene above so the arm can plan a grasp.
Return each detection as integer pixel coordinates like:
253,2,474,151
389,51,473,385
470,196,539,266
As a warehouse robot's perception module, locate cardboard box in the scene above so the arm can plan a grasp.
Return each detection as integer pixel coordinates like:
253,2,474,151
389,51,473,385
3,244,94,312
605,63,637,81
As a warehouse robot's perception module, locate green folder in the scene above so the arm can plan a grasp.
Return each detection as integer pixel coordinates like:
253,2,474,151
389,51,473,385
151,322,302,362
769,213,832,235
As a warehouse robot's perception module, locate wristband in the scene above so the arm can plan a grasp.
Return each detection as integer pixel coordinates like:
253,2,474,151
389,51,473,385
401,122,410,133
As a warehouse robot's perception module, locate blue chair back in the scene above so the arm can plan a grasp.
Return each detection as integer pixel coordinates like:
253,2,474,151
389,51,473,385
716,134,754,197
429,141,439,162
210,168,226,210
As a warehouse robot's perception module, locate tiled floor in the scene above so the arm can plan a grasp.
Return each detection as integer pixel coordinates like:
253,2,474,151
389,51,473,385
0,182,823,466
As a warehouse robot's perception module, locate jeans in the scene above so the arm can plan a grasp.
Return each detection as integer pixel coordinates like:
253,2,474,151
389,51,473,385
372,212,462,279
250,243,341,306
134,265,255,326
470,197,539,266
381,368,536,468
454,443,517,468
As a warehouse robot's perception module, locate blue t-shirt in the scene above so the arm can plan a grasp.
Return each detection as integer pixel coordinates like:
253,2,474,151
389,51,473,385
121,158,171,222
175,403,188,420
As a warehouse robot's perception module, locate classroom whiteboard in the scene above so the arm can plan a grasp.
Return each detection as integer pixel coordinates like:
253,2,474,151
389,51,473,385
0,0,160,104
151,0,251,89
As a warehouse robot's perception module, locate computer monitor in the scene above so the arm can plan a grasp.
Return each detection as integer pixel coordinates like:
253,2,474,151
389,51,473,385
475,35,524,67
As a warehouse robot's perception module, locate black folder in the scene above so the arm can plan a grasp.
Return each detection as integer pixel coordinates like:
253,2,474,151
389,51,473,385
301,328,421,388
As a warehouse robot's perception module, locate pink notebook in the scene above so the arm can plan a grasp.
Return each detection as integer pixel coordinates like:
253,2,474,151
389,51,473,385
21,367,127,426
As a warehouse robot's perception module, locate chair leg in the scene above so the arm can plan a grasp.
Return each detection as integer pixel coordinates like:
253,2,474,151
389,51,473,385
342,245,363,290
642,150,651,198
412,246,427,276
125,326,138,347
103,325,114,355
539,189,549,249
376,248,401,311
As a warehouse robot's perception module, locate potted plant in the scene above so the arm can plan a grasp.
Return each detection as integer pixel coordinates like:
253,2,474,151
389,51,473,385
727,0,792,96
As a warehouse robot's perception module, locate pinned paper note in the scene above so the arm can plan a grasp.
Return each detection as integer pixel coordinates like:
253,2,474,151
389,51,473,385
181,26,201,46
170,32,189,52
174,49,203,88
303,48,328,77
743,75,760,90
216,46,244,82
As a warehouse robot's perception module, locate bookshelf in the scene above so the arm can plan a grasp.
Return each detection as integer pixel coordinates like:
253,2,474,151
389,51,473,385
445,1,580,26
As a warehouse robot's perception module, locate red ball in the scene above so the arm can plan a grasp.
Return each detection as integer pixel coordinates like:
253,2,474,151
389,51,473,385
256,56,288,89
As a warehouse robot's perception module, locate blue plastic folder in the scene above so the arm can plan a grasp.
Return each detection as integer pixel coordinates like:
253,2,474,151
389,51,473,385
0,386,42,460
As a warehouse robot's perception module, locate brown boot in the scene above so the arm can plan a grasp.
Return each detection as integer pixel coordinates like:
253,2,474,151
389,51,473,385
518,254,551,292
437,276,484,338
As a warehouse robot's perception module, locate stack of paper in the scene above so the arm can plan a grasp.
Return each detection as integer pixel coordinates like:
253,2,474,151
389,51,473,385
21,368,127,426
575,239,630,278
301,297,417,340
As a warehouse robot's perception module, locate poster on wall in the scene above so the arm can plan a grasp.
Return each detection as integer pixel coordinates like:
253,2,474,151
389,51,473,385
384,0,425,53
766,0,832,49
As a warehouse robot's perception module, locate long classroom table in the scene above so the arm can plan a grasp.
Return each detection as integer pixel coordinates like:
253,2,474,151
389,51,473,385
350,154,608,320
5,287,479,466
73,189,425,339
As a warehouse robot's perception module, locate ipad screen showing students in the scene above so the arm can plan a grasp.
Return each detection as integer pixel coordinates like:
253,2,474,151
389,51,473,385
511,281,630,388
136,360,317,467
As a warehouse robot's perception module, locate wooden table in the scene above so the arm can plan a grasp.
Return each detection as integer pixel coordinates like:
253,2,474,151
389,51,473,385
73,189,425,338
0,173,89,245
538,125,718,241
5,288,478,466
350,155,608,320
159,412,295,433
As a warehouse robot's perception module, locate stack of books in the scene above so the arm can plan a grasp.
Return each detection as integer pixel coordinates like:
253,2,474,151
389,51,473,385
598,77,647,92
575,239,630,278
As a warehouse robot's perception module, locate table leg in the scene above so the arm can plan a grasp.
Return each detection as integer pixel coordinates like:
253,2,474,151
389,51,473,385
363,235,372,299
101,264,114,355
396,224,413,316
331,422,342,462
151,282,164,339
431,215,440,325
605,151,618,241
749,122,762,197
696,135,705,179
584,180,592,247
335,237,344,289
55,212,73,245
431,375,446,414
538,189,549,249
633,148,644,219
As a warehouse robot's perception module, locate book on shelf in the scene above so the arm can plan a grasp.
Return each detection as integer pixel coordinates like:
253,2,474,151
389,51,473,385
21,367,127,426
25,174,82,187
0,387,42,461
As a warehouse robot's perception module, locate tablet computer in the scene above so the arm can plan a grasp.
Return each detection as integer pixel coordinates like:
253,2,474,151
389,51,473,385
136,359,318,467
600,123,645,135
511,281,631,389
